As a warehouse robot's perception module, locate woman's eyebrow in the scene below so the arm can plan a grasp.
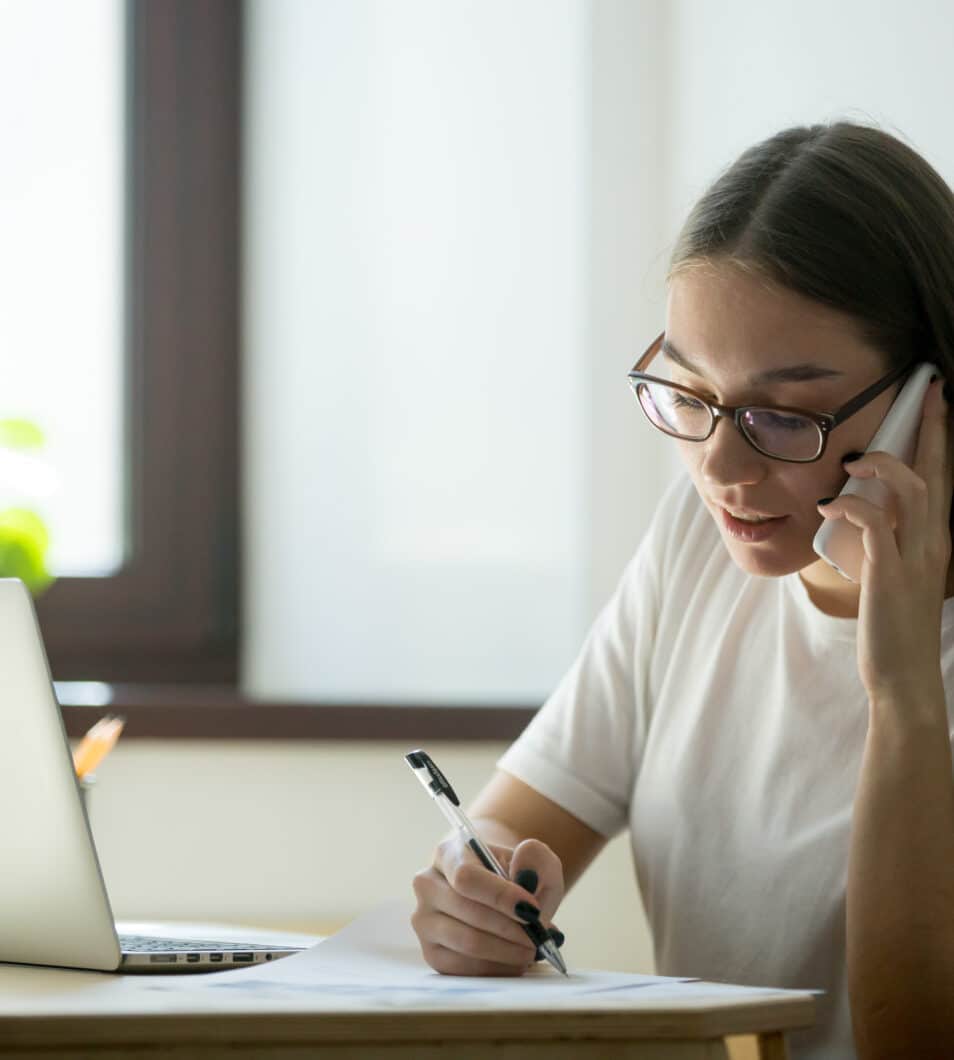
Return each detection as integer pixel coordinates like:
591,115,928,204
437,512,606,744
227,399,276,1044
661,338,845,385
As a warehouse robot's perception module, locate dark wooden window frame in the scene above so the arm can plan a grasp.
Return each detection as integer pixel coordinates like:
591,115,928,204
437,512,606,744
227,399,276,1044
44,0,535,744
38,0,240,686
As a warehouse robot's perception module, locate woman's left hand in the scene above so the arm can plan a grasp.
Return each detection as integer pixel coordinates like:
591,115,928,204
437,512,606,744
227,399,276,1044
817,377,953,703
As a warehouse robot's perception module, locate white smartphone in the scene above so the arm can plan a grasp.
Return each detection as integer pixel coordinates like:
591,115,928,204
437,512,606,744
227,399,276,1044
812,361,938,583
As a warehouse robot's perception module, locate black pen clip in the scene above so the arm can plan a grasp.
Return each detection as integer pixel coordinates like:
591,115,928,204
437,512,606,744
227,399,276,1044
405,749,460,806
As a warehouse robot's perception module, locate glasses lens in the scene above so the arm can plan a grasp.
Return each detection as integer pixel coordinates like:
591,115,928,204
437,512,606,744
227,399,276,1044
741,408,822,460
635,380,711,438
634,381,822,460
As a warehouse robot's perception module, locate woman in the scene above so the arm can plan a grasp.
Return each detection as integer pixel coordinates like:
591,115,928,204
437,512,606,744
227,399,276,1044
410,120,954,1060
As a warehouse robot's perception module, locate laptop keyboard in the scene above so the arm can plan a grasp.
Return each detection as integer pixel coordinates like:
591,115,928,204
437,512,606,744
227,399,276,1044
119,934,277,953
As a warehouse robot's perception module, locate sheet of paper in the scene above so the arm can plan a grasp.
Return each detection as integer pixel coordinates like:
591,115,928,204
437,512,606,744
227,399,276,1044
184,899,701,1006
0,900,822,1015
108,900,820,1009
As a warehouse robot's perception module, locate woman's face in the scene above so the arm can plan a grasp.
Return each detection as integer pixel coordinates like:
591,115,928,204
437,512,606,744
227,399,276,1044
664,263,901,601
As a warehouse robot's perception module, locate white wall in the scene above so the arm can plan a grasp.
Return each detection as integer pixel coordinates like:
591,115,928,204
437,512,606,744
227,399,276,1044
585,0,674,614
84,0,954,975
240,0,675,704
241,0,584,704
663,1,954,242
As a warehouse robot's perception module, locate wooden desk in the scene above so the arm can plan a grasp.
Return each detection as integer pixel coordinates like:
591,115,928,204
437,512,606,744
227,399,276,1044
0,923,815,1059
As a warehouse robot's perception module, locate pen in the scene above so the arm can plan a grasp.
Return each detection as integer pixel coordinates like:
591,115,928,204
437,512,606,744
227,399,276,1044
73,715,125,780
404,748,568,976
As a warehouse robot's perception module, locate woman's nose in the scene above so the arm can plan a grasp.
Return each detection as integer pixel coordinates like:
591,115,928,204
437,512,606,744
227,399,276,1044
699,415,767,479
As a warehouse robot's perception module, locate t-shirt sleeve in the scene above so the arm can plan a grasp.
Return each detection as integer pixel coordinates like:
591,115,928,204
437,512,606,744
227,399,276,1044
496,473,685,838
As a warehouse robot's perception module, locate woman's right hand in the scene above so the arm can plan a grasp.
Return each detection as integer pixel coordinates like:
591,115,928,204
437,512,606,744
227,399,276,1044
411,835,565,976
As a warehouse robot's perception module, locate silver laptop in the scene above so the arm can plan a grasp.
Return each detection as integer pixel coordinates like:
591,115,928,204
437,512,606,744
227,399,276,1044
0,578,308,973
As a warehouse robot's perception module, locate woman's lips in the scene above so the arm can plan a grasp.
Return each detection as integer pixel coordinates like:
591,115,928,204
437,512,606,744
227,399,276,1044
718,505,790,541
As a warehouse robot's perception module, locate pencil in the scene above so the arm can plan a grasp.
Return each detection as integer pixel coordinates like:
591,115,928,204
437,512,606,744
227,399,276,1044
73,715,125,779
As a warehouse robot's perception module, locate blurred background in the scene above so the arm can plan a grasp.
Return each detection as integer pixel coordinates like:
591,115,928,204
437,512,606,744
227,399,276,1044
2,0,953,970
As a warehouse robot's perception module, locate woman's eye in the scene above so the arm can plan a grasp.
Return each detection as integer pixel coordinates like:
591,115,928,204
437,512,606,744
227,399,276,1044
763,412,807,430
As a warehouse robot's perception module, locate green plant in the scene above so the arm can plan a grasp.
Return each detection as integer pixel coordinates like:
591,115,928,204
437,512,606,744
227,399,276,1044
0,419,54,595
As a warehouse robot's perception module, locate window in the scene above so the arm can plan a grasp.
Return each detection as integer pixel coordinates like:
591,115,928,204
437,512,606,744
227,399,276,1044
0,0,124,578
46,0,551,742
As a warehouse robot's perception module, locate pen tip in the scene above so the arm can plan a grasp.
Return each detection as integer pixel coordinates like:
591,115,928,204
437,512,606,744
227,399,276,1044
546,945,568,976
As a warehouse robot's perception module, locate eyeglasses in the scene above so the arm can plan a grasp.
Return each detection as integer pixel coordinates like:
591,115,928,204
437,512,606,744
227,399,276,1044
627,332,916,463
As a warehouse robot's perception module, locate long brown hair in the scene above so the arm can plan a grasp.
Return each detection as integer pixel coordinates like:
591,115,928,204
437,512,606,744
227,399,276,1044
669,119,954,527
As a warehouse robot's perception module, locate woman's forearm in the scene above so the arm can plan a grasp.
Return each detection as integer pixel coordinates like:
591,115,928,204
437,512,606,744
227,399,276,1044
848,678,954,1058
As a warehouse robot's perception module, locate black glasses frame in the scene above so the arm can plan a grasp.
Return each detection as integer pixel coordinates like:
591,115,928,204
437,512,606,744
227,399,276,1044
626,331,916,463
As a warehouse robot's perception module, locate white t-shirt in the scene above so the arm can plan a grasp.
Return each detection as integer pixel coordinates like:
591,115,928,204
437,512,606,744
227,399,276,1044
498,469,954,1060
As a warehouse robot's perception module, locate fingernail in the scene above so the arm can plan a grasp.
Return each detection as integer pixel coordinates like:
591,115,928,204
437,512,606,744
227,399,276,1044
514,901,541,922
842,450,864,464
514,868,539,894
817,497,834,506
